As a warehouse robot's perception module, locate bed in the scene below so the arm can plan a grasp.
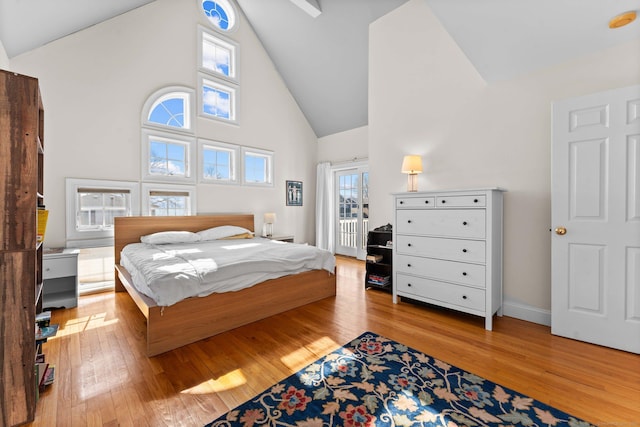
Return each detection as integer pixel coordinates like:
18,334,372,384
114,214,336,356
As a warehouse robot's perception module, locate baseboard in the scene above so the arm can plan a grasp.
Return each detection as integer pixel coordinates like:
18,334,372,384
502,299,551,327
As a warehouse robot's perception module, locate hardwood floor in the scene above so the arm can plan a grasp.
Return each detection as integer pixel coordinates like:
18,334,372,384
29,256,640,426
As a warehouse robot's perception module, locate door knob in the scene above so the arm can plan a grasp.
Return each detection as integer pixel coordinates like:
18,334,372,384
555,226,567,235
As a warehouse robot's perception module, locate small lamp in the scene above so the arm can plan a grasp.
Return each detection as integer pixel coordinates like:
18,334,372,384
264,212,276,237
401,155,423,192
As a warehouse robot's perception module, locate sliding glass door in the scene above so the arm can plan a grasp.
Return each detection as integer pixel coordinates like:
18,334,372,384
335,167,369,259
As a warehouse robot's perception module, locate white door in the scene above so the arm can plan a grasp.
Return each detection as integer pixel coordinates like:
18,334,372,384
335,168,369,259
551,84,640,354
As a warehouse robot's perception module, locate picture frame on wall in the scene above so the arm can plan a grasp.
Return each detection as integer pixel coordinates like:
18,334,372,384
286,180,303,206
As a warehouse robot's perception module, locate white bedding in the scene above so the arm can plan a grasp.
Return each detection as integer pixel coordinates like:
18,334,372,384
120,237,336,307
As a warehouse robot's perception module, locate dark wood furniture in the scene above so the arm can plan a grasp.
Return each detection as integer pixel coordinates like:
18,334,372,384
365,230,392,292
0,69,45,426
114,214,336,356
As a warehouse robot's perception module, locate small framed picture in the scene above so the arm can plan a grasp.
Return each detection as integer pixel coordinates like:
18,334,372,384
286,180,303,206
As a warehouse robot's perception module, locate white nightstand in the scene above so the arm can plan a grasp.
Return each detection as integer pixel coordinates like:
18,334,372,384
42,248,80,309
264,235,294,243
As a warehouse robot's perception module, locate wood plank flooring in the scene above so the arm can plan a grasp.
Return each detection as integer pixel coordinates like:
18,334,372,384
28,256,640,426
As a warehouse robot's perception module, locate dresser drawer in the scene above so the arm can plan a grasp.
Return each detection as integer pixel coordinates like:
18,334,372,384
395,253,485,287
396,235,485,263
396,209,485,239
43,256,77,279
396,196,436,209
436,195,486,207
396,273,485,311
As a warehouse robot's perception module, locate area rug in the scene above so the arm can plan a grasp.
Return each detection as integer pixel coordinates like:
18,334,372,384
206,331,595,427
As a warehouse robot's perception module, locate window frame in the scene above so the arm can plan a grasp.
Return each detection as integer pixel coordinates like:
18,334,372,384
200,0,238,33
141,183,197,216
242,146,274,187
199,26,239,83
65,178,140,247
141,129,197,184
198,138,240,185
199,73,238,124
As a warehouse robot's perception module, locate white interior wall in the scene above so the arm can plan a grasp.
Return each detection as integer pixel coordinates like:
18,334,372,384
369,0,640,323
317,125,368,163
0,40,9,69
9,0,318,247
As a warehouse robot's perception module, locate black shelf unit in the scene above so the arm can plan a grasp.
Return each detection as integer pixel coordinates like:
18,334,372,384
365,230,392,292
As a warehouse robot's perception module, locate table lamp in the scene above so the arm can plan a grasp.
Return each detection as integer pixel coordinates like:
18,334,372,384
264,212,276,237
401,155,423,192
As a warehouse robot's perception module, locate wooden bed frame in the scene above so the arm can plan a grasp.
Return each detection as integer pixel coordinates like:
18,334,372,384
114,214,336,357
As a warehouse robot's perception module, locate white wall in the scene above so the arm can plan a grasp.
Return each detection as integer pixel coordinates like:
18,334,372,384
369,0,640,323
9,0,318,247
317,125,368,163
0,40,9,69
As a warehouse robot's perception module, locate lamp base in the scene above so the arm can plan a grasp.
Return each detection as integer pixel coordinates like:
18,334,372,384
406,173,418,192
265,223,273,237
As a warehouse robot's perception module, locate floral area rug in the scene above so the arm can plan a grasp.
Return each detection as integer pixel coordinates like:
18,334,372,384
206,331,595,427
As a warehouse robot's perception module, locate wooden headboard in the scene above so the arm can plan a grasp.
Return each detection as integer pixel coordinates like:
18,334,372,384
114,214,255,265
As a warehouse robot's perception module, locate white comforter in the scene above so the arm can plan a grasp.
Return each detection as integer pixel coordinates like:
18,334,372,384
120,237,335,307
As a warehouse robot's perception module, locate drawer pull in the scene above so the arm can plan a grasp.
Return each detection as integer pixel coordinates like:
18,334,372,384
424,200,430,204
407,283,412,287
462,249,468,253
407,243,412,247
407,264,412,267
462,295,468,300
400,200,404,204
474,199,479,203
462,221,468,226
407,220,412,224
462,272,467,276
441,200,447,204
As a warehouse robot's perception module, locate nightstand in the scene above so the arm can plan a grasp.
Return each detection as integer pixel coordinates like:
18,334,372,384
264,235,294,243
42,248,80,309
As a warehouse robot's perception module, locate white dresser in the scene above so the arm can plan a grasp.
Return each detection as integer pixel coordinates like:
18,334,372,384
392,188,505,330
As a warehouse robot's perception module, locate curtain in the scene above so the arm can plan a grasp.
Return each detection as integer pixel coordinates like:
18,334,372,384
315,162,335,253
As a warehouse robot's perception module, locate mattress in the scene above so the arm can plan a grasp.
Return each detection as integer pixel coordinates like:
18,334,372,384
120,237,335,306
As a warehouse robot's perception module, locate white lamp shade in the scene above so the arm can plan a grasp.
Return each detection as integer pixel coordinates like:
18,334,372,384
401,155,423,174
264,212,276,224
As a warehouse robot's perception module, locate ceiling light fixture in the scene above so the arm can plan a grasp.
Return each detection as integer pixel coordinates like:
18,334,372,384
609,11,637,29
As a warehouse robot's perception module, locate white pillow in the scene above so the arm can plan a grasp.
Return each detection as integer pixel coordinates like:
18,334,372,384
197,225,253,241
140,231,201,245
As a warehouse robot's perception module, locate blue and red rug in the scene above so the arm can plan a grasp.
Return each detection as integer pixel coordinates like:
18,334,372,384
206,331,595,427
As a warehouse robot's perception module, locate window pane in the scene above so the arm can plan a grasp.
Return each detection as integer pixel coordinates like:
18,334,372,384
203,39,232,77
245,155,266,183
149,97,185,128
203,147,234,181
77,192,130,231
202,0,235,31
150,194,189,216
149,140,187,177
203,85,232,119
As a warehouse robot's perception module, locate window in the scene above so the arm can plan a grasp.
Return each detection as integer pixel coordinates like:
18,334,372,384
141,130,196,183
66,178,139,247
199,75,237,123
199,139,240,184
242,147,273,186
200,28,238,82
142,87,195,132
141,183,196,216
201,0,237,32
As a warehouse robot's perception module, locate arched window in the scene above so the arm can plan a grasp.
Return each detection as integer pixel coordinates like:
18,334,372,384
201,0,237,32
142,87,194,132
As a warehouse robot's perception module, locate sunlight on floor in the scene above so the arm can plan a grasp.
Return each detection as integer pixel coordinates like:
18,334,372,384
181,369,247,394
280,336,339,372
54,312,119,338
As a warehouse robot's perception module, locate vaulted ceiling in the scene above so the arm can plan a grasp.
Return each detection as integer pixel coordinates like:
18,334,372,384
1,0,639,137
